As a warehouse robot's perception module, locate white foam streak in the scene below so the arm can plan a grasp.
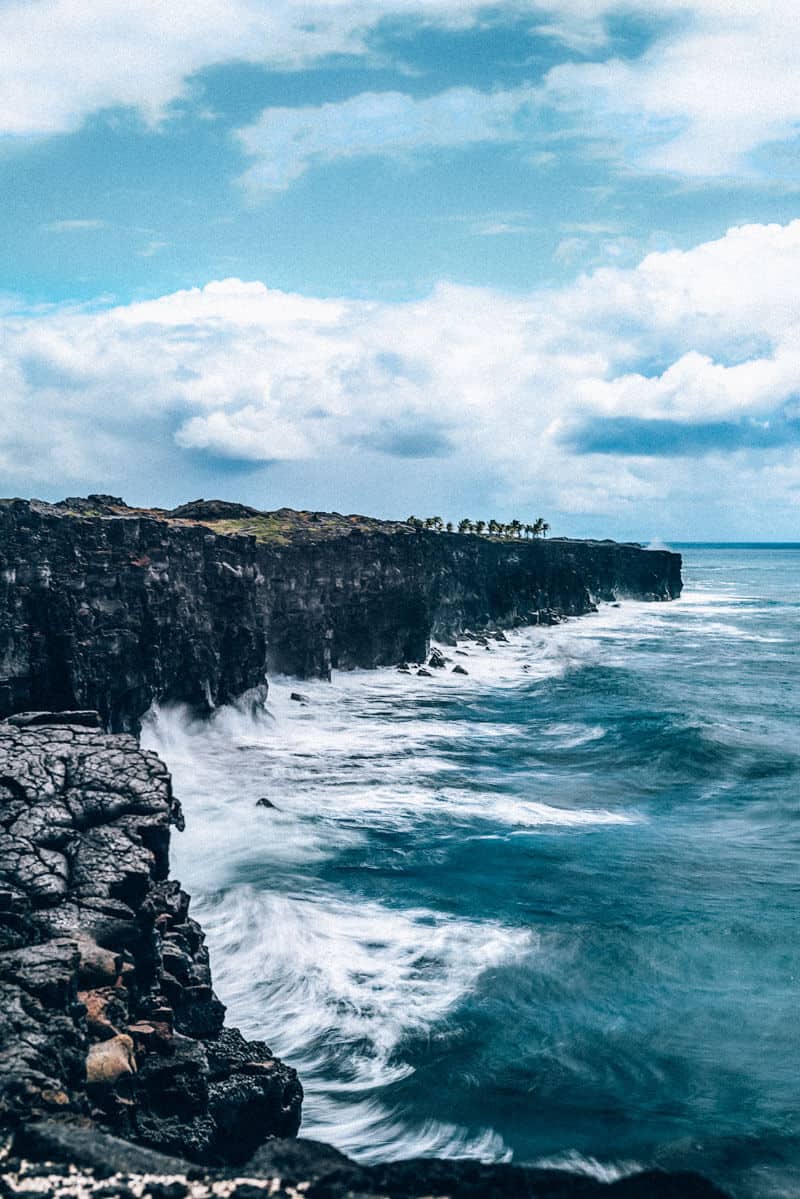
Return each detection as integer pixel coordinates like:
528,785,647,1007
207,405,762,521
531,1151,641,1183
180,879,528,1161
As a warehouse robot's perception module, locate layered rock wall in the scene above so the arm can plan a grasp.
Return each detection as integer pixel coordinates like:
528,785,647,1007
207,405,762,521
0,500,267,731
0,499,682,730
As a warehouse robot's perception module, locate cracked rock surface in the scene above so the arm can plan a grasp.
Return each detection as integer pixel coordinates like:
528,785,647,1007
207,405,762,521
0,717,302,1166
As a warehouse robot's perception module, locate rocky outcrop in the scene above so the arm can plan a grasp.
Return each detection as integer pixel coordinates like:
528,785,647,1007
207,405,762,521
0,716,301,1166
0,498,269,732
0,497,682,732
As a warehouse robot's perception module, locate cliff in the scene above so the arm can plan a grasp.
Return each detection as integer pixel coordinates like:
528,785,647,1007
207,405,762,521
0,716,728,1199
0,496,682,731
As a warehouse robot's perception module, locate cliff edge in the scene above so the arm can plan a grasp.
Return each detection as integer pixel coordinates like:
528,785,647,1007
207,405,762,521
0,496,682,731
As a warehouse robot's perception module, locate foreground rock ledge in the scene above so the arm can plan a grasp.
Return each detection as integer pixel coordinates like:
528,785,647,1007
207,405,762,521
0,716,729,1198
0,716,302,1166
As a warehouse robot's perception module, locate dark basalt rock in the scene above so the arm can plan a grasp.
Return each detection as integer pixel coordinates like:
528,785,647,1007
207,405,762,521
54,495,128,516
0,718,301,1166
0,497,682,732
6,710,102,728
168,499,262,521
7,1124,733,1198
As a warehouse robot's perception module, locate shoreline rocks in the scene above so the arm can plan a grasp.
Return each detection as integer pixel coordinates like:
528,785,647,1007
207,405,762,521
3,1120,732,1198
0,715,301,1167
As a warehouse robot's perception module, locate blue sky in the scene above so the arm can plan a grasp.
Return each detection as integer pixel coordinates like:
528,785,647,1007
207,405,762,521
2,1,800,538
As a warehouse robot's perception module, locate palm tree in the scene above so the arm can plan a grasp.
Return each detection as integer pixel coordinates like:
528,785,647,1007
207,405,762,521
446,521,453,533
487,519,498,536
509,519,523,539
524,523,534,539
458,518,473,534
540,521,550,538
475,519,487,536
531,518,544,538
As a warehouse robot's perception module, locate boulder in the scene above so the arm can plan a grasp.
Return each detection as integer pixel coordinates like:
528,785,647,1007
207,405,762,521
86,1035,136,1085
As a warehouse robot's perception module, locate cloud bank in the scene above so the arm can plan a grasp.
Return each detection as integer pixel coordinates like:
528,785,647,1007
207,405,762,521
4,219,800,533
2,2,799,182
0,0,548,137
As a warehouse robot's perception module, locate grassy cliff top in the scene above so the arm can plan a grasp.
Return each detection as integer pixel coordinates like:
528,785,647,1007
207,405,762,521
21,495,412,545
12,495,638,548
197,508,412,545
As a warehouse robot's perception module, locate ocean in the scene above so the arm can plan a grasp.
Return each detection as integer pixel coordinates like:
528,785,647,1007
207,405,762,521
142,545,800,1199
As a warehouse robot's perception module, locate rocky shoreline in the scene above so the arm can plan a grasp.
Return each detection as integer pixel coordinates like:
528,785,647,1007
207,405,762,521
0,716,301,1168
0,717,728,1199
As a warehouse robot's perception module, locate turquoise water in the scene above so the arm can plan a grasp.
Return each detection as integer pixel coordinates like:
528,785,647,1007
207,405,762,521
143,547,800,1198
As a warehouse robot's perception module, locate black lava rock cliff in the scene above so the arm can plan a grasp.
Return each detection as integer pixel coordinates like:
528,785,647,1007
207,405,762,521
0,497,682,731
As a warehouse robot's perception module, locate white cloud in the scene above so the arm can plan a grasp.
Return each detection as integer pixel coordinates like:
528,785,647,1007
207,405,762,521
42,219,107,232
542,1,800,176
2,1,798,183
231,1,800,191
237,85,538,191
4,220,800,532
137,240,169,258
0,0,546,138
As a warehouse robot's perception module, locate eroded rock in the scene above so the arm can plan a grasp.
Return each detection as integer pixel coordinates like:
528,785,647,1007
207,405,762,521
86,1035,136,1085
0,720,301,1165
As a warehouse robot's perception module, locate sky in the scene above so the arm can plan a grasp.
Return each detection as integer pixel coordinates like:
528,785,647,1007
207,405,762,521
2,1,800,539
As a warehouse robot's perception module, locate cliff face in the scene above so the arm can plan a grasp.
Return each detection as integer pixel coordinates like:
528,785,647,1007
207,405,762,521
0,499,268,732
0,498,682,731
0,714,301,1164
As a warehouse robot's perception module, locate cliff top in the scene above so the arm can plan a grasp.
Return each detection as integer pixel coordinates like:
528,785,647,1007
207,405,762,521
3,494,644,549
1,494,420,545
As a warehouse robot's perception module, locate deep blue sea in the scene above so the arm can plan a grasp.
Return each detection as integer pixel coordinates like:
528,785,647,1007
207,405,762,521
143,546,800,1199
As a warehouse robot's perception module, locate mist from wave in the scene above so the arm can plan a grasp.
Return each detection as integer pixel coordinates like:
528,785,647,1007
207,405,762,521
143,546,800,1197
